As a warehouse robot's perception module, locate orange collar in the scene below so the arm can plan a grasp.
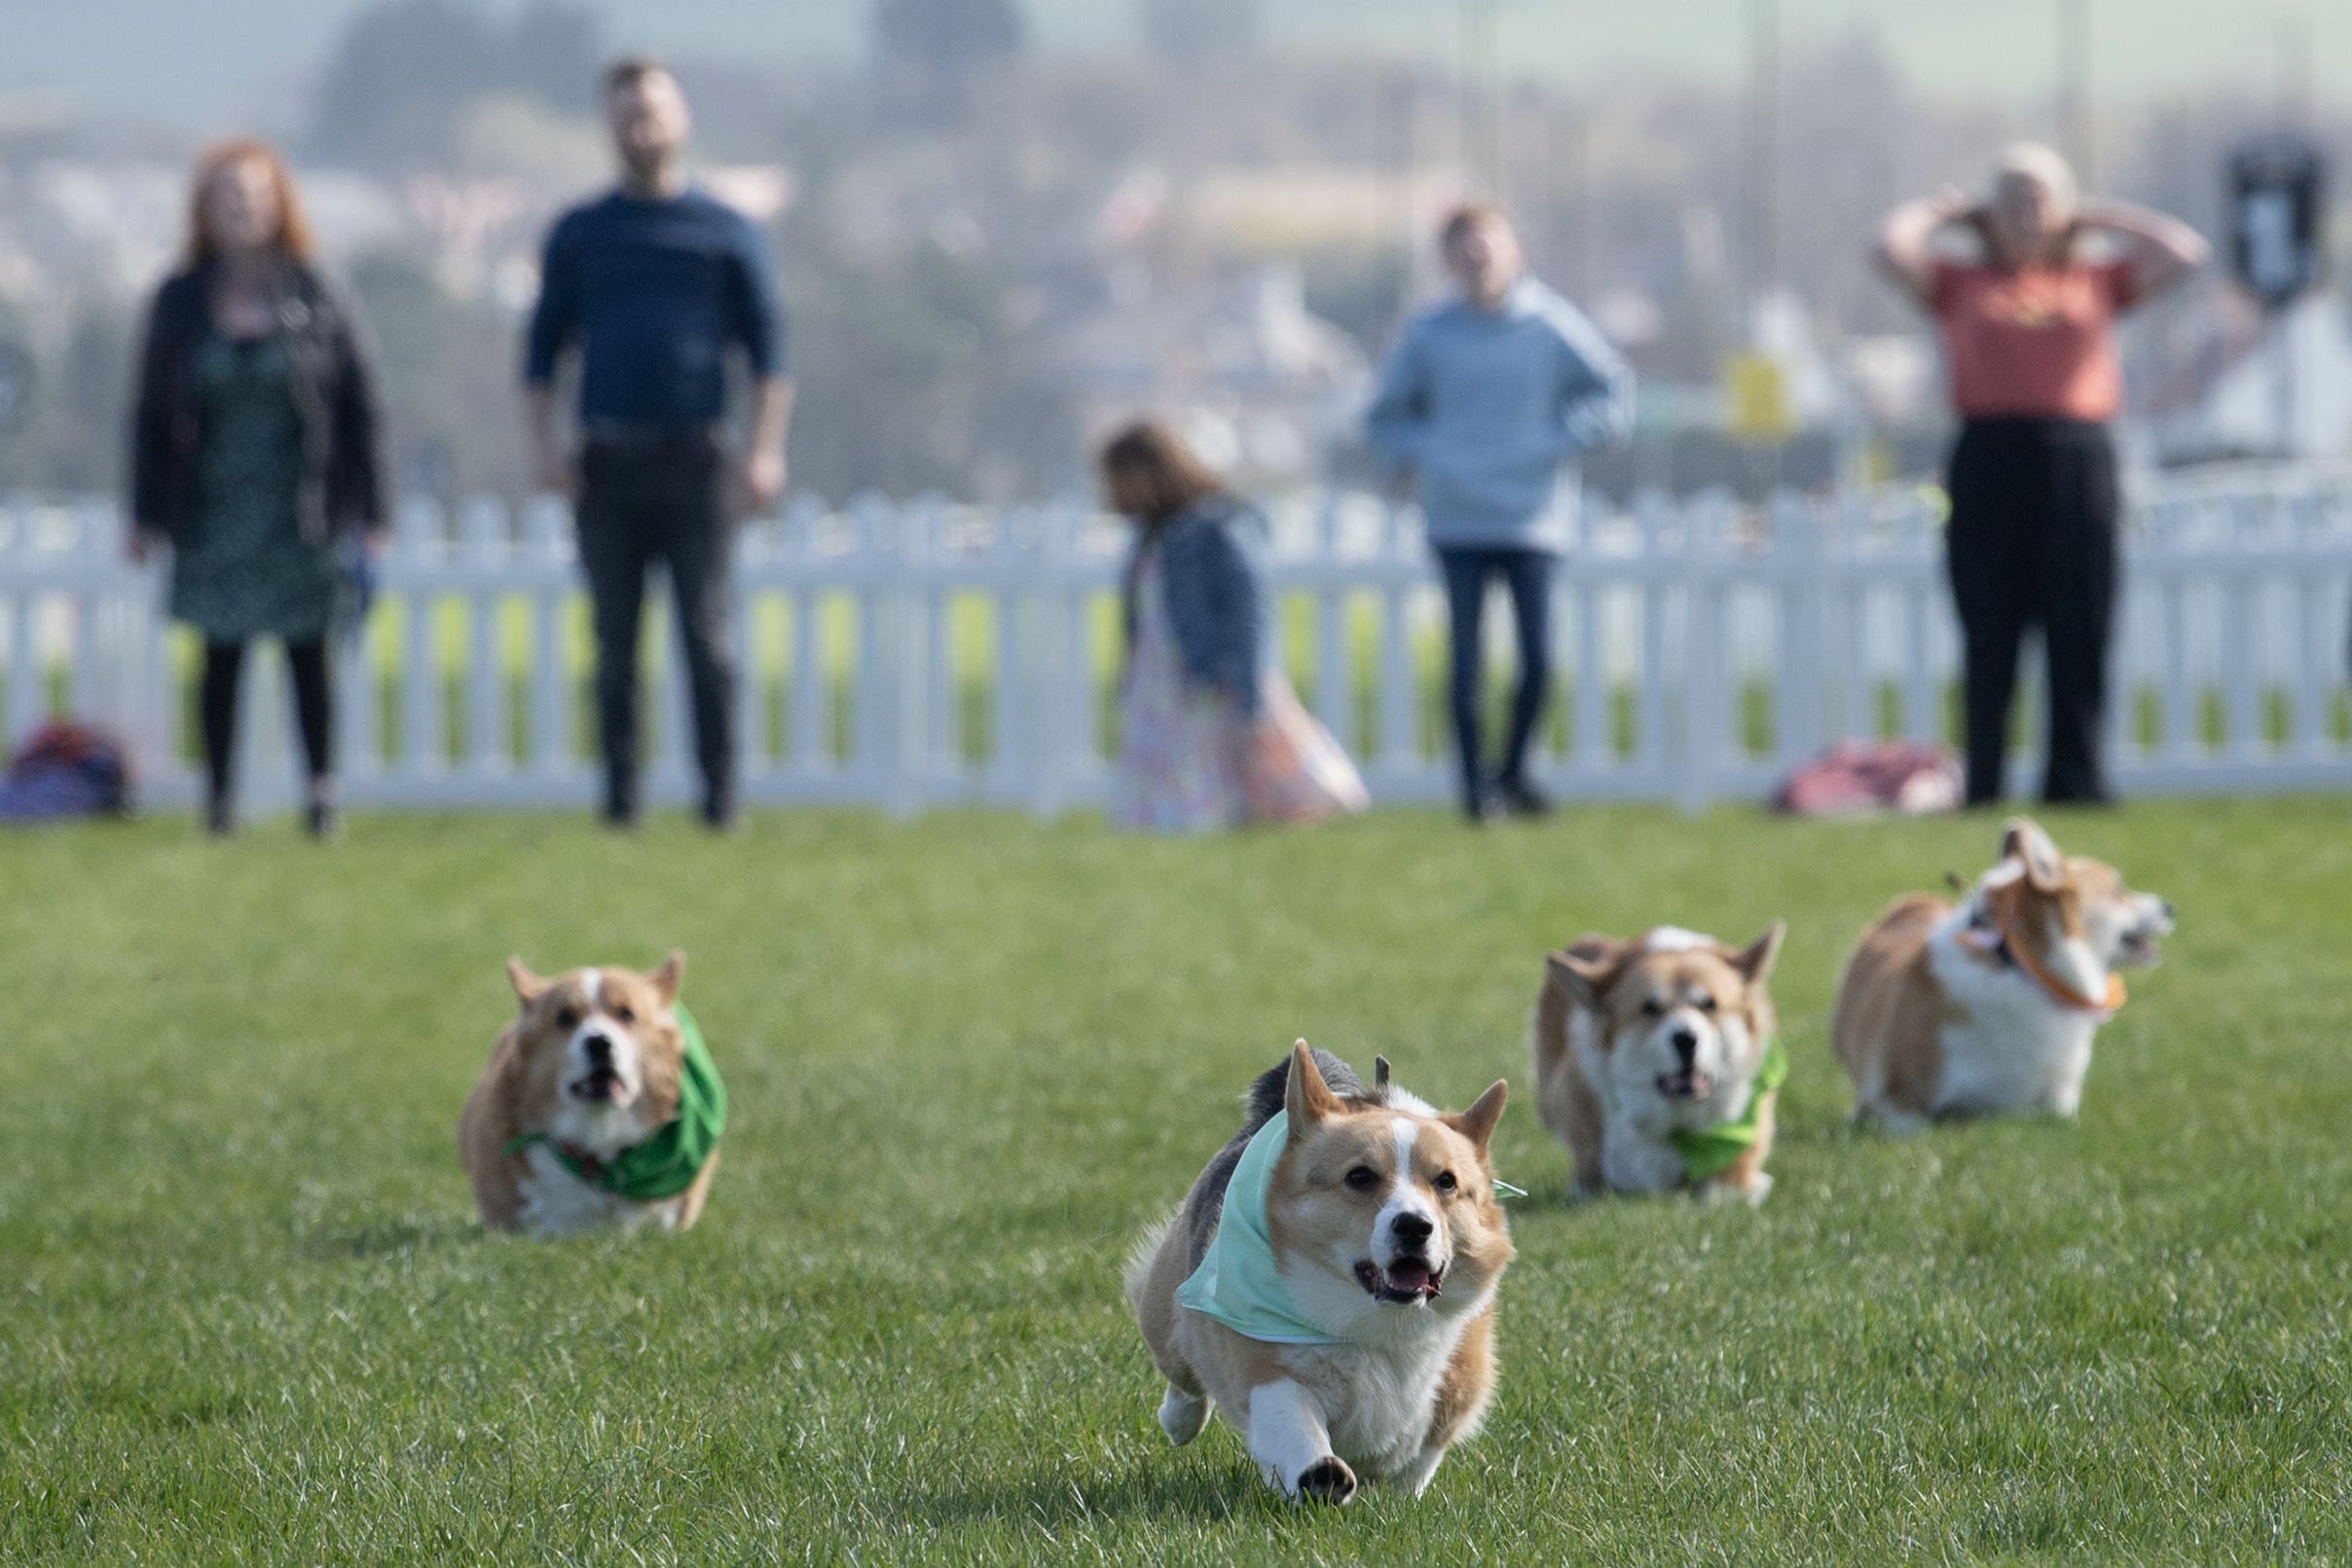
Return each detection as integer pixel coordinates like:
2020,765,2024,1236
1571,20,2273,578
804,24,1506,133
1965,888,2127,1019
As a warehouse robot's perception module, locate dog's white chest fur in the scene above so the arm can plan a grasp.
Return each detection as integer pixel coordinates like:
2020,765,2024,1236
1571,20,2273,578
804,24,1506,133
1925,917,2102,1117
1271,1314,1476,1477
1568,1010,1708,1194
514,1145,683,1238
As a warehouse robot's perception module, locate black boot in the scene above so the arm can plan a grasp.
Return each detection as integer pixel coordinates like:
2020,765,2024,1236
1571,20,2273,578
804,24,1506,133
305,782,342,841
1492,771,1552,819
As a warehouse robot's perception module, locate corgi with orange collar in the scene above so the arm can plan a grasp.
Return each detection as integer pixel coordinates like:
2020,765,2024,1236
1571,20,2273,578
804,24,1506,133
1832,819,2173,1127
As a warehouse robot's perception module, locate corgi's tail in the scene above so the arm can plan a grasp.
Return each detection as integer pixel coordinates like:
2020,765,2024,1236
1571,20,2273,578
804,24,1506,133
1123,1213,1176,1313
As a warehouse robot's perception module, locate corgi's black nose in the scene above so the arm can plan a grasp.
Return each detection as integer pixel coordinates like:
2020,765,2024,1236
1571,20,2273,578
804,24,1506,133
581,1033,614,1067
1670,1026,1700,1066
1391,1212,1434,1247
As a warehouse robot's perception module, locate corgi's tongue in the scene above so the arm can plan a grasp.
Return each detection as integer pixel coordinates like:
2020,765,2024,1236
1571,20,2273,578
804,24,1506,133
1357,1258,1443,1303
1385,1259,1433,1295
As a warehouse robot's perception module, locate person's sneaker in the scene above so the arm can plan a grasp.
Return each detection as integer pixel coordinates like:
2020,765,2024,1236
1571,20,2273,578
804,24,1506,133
305,799,343,841
1492,772,1552,818
1460,793,1498,826
700,795,741,834
203,797,235,837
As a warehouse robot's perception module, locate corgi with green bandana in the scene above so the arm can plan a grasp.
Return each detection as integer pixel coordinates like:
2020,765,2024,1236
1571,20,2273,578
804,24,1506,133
1532,922,1789,1205
460,951,727,1237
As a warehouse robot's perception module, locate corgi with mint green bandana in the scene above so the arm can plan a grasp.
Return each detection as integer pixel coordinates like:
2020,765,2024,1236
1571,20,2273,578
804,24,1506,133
1533,922,1788,1205
459,951,726,1237
1125,1042,1514,1506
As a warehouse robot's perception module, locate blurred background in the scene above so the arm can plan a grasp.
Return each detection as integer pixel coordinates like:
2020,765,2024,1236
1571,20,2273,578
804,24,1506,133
0,0,2343,508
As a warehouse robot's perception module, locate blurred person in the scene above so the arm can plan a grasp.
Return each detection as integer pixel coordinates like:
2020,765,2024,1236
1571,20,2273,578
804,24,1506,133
524,56,790,831
1876,144,2206,806
1367,203,1633,823
1101,421,1368,833
128,139,386,839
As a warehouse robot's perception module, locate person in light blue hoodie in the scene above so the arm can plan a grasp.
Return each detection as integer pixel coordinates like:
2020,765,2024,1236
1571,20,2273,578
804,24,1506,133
1367,203,1632,821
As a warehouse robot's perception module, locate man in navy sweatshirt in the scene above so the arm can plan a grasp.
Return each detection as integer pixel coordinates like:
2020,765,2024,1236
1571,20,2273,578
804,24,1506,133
524,56,791,830
1367,204,1631,822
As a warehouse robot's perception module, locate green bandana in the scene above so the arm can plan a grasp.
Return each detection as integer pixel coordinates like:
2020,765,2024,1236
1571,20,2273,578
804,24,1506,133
1175,1112,1346,1345
1668,1035,1787,1185
507,1003,727,1202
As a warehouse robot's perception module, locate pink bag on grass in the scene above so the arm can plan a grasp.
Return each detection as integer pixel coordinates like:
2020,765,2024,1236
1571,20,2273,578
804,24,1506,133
1772,741,1961,818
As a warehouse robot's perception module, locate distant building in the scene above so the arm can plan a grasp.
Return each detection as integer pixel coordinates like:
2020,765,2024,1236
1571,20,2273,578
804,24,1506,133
1055,262,1367,487
2137,283,2352,464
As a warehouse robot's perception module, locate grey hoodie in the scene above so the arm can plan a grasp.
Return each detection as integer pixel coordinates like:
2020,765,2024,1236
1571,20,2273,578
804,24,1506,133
1365,276,1633,552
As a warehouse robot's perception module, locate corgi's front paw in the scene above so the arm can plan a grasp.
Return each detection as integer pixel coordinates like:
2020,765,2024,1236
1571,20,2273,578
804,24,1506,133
1295,1456,1357,1506
1697,1172,1774,1207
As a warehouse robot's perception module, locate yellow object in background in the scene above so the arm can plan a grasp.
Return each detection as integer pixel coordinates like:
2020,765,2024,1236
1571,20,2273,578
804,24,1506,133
1722,352,1793,447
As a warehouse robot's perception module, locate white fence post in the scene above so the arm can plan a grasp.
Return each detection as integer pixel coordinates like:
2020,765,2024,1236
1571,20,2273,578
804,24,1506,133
1,478,2349,817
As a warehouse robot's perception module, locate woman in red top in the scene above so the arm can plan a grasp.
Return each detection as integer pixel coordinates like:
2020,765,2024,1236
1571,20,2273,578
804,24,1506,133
1876,144,2206,805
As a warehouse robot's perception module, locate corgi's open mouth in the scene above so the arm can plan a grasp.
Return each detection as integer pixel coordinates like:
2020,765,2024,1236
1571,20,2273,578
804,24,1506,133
567,1067,625,1104
1656,1069,1715,1101
1355,1258,1444,1304
2117,930,2164,967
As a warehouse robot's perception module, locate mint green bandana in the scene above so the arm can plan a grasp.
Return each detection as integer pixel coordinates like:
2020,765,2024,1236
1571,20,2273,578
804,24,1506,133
508,1003,727,1202
1175,1112,1347,1345
1669,1034,1786,1185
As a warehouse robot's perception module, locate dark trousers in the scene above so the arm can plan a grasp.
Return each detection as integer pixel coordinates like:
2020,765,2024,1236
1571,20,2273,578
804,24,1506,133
1436,545,1554,810
576,431,737,819
1945,417,2119,806
198,638,333,807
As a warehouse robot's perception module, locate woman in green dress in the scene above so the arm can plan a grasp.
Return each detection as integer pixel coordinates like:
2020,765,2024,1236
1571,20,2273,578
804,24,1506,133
129,139,386,836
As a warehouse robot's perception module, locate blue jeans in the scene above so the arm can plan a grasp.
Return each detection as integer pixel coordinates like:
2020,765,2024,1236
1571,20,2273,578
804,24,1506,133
1436,546,1554,810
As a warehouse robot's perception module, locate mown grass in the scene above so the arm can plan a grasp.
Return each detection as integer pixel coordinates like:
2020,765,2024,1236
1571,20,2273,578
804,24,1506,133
2,800,2350,1562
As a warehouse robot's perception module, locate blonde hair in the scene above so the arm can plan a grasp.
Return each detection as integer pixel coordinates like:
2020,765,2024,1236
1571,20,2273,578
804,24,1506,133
1991,142,2079,219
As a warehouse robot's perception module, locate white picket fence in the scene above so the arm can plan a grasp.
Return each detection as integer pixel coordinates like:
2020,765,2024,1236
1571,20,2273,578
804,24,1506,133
3,469,2350,817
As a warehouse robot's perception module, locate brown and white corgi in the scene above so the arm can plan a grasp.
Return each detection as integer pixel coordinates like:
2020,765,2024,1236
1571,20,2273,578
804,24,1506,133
1126,1042,1513,1504
1532,923,1789,1204
458,952,726,1237
1831,818,2174,1127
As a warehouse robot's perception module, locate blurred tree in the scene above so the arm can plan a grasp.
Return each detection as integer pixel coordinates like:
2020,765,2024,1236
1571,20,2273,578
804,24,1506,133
310,0,496,166
1300,245,1411,353
309,0,604,169
344,249,529,501
786,234,1075,501
503,1,606,114
1139,0,1261,61
0,300,132,496
871,0,1028,77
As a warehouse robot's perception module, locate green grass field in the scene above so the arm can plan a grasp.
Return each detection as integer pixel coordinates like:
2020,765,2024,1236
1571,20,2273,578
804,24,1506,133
4,800,2350,1562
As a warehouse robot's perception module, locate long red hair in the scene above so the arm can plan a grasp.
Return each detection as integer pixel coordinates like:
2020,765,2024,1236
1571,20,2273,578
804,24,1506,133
183,139,317,268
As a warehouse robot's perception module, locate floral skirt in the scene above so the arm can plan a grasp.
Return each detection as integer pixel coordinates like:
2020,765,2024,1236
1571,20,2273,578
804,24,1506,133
1113,670,1369,833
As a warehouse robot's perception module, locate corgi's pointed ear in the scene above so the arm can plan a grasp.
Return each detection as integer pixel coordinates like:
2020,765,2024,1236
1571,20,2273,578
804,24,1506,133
649,949,685,1003
2003,817,2065,893
1545,935,1629,1009
1286,1039,1342,1128
506,958,548,1006
1445,1079,1509,1153
1732,920,1787,985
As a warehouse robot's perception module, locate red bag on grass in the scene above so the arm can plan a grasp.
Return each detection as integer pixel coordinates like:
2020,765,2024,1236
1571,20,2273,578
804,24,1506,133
1773,740,1960,818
